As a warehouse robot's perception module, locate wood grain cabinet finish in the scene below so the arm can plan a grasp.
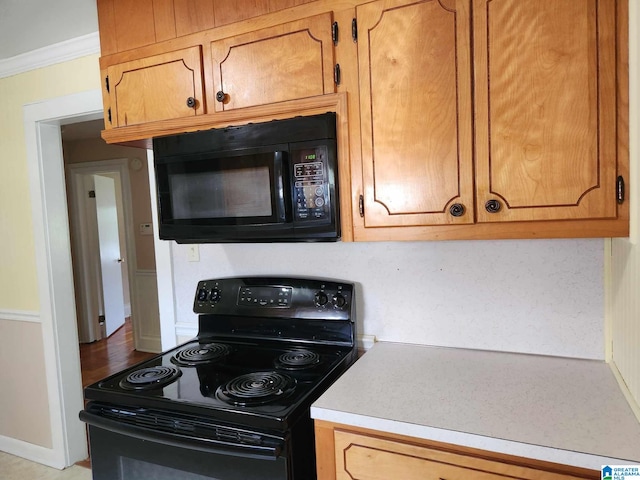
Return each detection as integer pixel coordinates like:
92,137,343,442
97,0,319,55
97,0,178,55
95,0,628,240
105,46,205,127
354,0,625,234
209,13,335,112
315,422,599,480
474,0,618,223
357,0,474,227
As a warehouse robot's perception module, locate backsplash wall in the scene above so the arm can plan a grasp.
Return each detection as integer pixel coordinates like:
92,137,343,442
171,239,604,360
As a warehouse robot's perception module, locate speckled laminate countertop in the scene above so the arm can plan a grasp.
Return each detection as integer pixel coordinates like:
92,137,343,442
310,342,640,470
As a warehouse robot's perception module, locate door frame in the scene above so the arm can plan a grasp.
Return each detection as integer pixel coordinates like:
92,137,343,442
67,159,136,344
23,89,176,468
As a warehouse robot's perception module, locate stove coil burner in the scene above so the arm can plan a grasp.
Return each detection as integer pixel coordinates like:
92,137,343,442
119,365,182,390
216,372,296,406
275,349,321,370
172,342,232,366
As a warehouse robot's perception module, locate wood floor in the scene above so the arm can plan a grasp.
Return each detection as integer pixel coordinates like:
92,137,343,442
79,318,156,387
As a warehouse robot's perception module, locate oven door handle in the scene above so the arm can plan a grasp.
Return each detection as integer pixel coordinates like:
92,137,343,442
79,411,284,460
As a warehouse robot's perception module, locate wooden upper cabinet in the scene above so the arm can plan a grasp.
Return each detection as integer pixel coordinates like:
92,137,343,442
357,0,474,227
105,46,205,127
97,0,177,55
174,0,216,36
473,0,618,223
213,0,317,28
210,13,336,112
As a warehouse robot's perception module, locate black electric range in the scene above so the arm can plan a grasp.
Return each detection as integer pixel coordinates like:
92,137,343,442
80,276,358,480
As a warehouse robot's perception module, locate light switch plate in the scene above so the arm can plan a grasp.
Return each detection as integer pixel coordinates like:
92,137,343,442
139,223,153,235
187,245,200,262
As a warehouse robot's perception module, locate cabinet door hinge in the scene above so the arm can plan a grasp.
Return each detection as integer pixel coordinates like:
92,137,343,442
332,21,339,45
88,190,96,198
352,18,358,42
617,175,625,204
107,107,112,124
105,76,110,93
359,194,364,217
334,64,341,85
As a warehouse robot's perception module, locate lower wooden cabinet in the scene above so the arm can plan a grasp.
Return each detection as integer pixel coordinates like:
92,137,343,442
315,421,599,480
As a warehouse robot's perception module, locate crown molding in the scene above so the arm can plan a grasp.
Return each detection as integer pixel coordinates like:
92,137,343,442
0,32,100,79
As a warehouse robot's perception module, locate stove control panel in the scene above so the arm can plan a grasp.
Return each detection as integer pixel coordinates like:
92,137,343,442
193,277,354,321
238,286,292,308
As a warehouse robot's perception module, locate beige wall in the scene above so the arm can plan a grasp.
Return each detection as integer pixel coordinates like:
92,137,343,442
0,55,100,446
0,321,52,447
63,139,156,270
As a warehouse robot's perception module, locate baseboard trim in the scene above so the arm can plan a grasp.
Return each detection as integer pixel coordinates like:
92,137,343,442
0,435,63,470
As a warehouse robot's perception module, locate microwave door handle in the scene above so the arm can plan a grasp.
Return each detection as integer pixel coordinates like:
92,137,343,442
274,151,292,222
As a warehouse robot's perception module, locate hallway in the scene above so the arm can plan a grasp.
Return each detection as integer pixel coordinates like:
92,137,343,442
79,318,155,387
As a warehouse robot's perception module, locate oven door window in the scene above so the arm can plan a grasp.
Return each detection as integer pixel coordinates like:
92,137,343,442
158,150,289,226
89,426,288,480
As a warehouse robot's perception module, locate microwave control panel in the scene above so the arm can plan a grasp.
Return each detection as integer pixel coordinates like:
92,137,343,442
291,146,331,222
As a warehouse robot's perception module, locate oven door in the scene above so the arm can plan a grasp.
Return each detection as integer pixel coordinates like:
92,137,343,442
82,410,289,480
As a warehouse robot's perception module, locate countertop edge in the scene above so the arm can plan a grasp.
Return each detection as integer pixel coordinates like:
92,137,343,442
310,406,630,471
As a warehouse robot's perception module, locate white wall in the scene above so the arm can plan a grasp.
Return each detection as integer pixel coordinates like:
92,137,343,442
171,238,604,360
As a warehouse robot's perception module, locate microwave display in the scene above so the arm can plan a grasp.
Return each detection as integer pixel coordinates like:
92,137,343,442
170,166,272,220
293,146,330,222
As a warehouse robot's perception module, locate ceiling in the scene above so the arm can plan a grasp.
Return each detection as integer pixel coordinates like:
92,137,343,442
0,1,102,140
0,0,98,59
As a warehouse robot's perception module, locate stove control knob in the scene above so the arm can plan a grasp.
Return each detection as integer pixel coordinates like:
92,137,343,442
332,293,347,308
209,288,221,303
314,291,328,307
197,287,208,302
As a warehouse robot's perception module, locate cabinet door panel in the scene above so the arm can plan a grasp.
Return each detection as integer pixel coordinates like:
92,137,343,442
98,0,177,54
358,0,474,227
474,0,617,222
213,0,270,27
210,13,335,112
108,47,204,127
174,0,216,36
331,428,593,480
335,430,502,480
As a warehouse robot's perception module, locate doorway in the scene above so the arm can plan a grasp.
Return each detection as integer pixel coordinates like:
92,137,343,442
66,160,130,344
23,90,176,468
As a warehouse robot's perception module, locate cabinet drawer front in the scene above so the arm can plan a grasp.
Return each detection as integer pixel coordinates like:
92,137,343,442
335,434,498,480
334,429,590,480
108,46,204,127
358,0,475,227
474,0,618,222
210,13,335,112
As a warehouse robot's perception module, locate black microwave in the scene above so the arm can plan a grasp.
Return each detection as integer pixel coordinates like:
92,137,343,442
152,112,339,243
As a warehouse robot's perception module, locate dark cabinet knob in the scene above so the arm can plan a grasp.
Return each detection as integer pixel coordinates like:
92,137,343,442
216,91,226,103
449,203,465,217
186,97,196,108
485,199,502,213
